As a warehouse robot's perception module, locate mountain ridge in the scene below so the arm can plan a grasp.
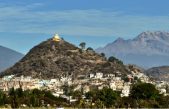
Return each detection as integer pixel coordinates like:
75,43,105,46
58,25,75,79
0,45,24,72
96,31,169,68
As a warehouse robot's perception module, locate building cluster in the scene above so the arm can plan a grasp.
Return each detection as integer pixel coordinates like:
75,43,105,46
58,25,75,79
0,68,168,102
155,81,169,96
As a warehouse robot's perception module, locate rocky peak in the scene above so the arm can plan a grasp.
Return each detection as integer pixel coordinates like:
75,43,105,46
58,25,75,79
134,31,169,41
95,31,169,68
114,37,125,43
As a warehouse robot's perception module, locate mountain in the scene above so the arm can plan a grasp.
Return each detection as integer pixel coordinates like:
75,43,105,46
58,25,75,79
0,46,23,72
145,66,169,81
0,36,130,79
96,31,169,68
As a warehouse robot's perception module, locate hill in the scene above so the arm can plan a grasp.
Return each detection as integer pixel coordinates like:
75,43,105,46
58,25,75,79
0,36,130,79
0,46,23,72
145,66,169,81
96,31,169,68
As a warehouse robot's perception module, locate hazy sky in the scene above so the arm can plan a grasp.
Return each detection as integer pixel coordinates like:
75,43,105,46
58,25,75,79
1,0,169,54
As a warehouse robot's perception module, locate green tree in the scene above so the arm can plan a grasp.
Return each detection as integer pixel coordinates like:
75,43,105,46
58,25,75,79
157,95,169,108
86,47,94,52
30,89,44,107
100,53,105,57
97,87,119,108
108,56,117,62
8,88,19,108
30,94,39,107
15,88,23,98
62,84,74,96
86,88,119,108
130,83,160,100
0,90,6,106
166,85,169,93
79,42,86,50
72,90,82,100
85,91,94,100
108,56,123,64
95,99,104,108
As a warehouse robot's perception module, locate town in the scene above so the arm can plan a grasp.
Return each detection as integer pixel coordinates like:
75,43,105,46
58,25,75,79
0,65,168,105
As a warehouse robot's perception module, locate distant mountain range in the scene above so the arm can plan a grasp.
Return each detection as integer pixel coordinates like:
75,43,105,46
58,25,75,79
0,46,23,72
96,31,169,68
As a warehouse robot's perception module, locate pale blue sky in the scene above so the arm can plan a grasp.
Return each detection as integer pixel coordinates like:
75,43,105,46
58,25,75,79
0,0,169,54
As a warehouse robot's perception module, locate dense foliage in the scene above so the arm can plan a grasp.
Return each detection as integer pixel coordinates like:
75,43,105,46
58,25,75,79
108,56,123,65
130,83,160,100
0,83,169,108
117,83,167,108
85,87,119,108
0,88,67,108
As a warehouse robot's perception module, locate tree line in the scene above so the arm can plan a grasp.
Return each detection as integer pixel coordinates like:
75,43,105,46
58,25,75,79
0,88,67,108
0,83,169,108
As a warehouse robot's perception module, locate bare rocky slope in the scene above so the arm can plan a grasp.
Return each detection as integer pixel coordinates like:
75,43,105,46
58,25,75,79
0,38,130,79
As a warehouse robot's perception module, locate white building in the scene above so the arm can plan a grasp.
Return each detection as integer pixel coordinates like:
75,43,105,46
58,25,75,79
3,75,15,81
121,85,130,97
89,73,95,78
109,81,116,90
159,89,166,95
95,72,103,79
53,89,64,97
